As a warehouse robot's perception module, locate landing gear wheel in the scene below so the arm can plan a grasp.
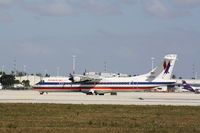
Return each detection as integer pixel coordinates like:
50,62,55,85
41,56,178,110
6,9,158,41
111,92,117,95
86,92,93,95
40,92,44,95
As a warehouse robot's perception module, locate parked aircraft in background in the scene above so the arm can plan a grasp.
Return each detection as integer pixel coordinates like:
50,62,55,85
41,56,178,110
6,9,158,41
32,54,177,95
182,80,200,94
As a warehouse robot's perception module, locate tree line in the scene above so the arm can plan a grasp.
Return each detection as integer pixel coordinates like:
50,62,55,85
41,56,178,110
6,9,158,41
0,72,30,89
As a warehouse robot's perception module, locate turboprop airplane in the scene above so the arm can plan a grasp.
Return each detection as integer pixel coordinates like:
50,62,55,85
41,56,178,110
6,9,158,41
182,80,200,94
32,54,177,95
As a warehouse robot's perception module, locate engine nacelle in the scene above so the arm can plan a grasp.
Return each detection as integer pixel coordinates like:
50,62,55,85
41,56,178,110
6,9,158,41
69,74,95,82
73,76,82,82
69,75,87,82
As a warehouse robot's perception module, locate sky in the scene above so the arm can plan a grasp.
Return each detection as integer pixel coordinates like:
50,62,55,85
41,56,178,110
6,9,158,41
0,0,200,78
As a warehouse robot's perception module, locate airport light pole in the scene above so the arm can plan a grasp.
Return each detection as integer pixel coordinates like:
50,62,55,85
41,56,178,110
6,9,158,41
192,63,197,79
72,55,76,74
13,59,17,75
1,65,4,74
57,67,60,76
151,57,155,71
23,65,26,75
44,69,47,77
104,61,107,73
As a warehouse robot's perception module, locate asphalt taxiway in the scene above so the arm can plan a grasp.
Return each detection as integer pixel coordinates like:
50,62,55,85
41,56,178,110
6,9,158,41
0,90,200,106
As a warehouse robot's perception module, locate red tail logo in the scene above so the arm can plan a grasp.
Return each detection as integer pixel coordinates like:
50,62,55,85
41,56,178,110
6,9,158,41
163,61,167,69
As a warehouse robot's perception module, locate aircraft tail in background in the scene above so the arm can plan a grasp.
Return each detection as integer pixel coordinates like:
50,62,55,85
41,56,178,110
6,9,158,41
182,80,195,92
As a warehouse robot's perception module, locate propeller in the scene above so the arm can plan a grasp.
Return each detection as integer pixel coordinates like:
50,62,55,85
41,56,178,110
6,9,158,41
69,73,74,82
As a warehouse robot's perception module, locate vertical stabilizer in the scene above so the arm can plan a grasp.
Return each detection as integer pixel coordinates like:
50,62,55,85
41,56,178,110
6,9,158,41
148,54,177,80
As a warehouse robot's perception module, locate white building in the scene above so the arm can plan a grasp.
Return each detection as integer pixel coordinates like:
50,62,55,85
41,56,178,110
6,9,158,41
15,75,42,86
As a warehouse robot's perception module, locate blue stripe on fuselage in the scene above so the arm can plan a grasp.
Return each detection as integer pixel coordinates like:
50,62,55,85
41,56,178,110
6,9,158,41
36,82,175,85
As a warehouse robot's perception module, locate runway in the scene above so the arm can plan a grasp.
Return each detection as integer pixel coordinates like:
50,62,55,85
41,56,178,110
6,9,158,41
0,90,200,106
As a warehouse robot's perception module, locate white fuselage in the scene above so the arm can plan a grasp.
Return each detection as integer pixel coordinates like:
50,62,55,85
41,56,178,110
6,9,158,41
32,76,175,94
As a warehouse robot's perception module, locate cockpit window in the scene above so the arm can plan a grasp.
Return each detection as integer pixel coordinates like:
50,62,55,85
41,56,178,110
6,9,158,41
36,80,45,85
41,80,45,83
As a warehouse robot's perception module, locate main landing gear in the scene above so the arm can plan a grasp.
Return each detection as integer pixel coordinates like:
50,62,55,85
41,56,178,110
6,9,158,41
86,92,105,95
86,92,94,95
86,92,117,95
40,92,48,95
110,92,117,95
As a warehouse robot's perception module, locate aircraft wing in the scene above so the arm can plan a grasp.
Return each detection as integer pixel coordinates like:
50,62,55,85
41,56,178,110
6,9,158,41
69,74,102,82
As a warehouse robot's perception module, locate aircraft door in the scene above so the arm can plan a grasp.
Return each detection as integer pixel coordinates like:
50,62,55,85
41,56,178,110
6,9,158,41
133,80,138,89
130,81,137,89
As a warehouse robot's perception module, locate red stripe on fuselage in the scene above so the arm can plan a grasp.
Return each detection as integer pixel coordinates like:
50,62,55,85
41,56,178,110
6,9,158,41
32,86,157,90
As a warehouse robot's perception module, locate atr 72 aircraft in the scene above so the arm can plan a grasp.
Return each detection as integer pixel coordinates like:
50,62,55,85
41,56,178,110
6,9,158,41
32,54,177,95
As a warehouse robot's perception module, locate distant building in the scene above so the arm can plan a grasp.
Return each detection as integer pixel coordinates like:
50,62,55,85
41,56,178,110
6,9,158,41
15,75,42,86
84,72,131,77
